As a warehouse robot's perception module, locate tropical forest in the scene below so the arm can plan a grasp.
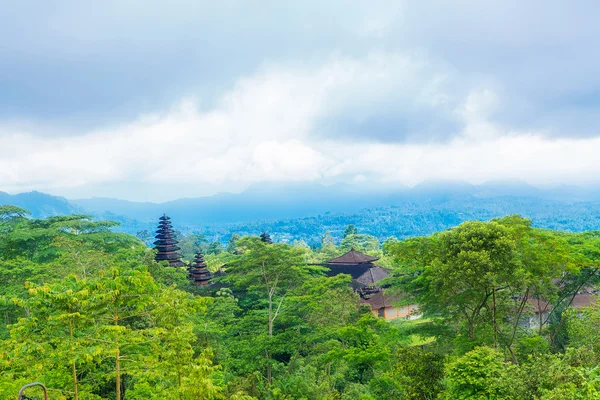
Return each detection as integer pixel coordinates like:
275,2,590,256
2,204,600,400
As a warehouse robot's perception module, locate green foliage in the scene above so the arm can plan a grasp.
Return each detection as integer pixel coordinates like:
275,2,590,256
339,233,380,253
343,224,357,238
387,216,595,356
0,209,224,400
0,205,30,220
443,347,523,399
178,233,208,260
227,233,242,253
2,209,600,399
566,304,600,361
393,347,445,399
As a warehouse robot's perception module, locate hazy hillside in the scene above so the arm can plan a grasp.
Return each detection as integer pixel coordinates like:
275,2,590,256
221,195,600,246
72,182,408,223
5,183,600,246
71,181,600,225
0,191,81,218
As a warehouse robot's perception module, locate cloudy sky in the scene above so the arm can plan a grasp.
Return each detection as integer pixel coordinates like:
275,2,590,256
2,1,600,201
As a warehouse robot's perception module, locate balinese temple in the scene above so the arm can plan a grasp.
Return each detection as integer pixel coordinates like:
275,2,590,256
322,248,419,320
189,251,212,286
153,214,185,267
260,232,272,244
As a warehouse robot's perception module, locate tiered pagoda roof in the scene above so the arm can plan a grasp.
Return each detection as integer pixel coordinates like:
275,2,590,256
327,248,379,264
323,248,383,280
322,247,390,296
360,291,404,309
260,232,272,244
189,251,212,285
323,249,417,320
154,214,185,267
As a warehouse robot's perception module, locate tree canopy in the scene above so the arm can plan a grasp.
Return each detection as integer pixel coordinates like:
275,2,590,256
2,210,600,399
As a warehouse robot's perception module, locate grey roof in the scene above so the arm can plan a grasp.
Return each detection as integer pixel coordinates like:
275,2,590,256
571,293,598,309
360,291,405,309
355,266,390,287
327,248,379,264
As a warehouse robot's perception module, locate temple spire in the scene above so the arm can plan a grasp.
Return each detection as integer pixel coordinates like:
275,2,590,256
260,232,272,244
153,214,185,267
189,250,212,285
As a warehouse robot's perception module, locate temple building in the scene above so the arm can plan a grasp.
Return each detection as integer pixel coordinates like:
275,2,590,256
153,214,185,267
189,250,212,286
260,232,272,244
322,248,419,320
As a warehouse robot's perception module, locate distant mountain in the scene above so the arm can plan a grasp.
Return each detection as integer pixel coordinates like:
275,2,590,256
0,191,81,218
72,180,600,225
72,182,402,224
5,181,600,246
230,195,600,246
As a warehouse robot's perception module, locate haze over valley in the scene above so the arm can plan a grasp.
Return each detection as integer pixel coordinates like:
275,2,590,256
5,180,600,246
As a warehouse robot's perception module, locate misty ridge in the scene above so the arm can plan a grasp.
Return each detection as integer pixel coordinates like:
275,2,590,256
4,180,600,246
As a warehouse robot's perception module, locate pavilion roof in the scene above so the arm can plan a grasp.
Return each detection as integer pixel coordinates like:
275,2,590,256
360,292,405,310
327,248,379,264
355,266,390,287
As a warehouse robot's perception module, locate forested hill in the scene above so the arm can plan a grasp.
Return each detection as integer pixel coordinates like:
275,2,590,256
224,196,600,245
5,183,600,245
0,191,80,218
70,181,600,225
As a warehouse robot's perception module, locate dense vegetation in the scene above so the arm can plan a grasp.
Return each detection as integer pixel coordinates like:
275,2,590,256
213,196,600,246
2,205,600,399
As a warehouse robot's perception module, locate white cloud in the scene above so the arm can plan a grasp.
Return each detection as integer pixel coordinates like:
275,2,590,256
2,51,600,201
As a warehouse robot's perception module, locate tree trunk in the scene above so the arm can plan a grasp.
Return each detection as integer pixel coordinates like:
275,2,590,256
492,288,498,348
507,287,530,357
266,350,272,385
69,319,79,400
468,320,475,341
537,297,543,335
115,307,121,400
268,293,273,337
72,362,79,400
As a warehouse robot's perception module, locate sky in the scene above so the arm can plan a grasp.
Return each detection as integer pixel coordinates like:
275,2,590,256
2,1,600,201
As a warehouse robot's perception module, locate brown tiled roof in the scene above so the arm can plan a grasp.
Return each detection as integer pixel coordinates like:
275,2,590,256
360,291,404,309
355,266,390,286
525,298,551,314
525,293,599,314
327,248,379,264
571,293,598,309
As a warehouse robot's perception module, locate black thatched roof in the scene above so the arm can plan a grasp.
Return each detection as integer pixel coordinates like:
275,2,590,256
327,248,379,264
154,214,184,267
355,266,390,287
360,291,404,310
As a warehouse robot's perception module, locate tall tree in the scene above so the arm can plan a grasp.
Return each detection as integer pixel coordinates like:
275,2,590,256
95,265,159,400
387,221,523,346
317,231,339,262
339,234,380,253
495,216,581,346
343,224,357,238
225,237,308,383
227,238,307,337
227,233,242,253
5,276,101,399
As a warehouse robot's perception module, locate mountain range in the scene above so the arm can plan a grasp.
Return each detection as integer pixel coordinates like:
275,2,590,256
4,181,600,245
